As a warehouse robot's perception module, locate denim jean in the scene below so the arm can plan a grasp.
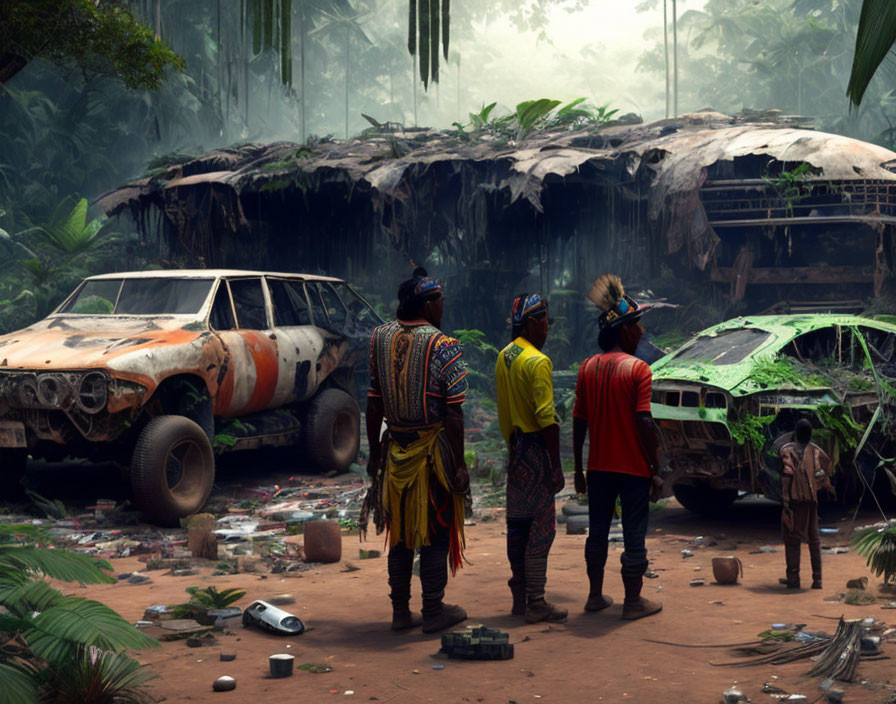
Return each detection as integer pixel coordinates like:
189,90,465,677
585,470,650,578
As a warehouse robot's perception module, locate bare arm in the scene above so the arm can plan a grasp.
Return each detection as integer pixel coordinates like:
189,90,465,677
445,403,469,493
365,396,385,477
573,417,588,494
636,412,660,474
636,412,663,501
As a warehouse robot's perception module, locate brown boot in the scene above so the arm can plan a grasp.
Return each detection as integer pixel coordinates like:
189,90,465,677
421,604,467,633
390,610,423,631
584,565,614,612
783,541,801,589
525,599,568,624
621,575,662,621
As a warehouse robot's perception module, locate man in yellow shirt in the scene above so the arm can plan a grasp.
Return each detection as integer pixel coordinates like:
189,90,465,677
495,293,567,623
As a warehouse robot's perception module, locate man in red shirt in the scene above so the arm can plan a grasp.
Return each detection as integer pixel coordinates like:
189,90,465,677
572,274,663,620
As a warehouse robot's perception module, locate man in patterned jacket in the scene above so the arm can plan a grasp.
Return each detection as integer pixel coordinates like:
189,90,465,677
365,268,469,634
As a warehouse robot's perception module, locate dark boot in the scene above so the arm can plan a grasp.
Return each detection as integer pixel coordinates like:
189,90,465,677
584,564,613,612
506,520,529,616
621,575,662,620
508,575,526,616
809,540,822,590
388,544,416,630
524,598,568,623
420,544,466,633
780,541,801,589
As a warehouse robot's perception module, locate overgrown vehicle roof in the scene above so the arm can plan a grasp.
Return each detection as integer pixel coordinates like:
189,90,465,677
651,314,896,396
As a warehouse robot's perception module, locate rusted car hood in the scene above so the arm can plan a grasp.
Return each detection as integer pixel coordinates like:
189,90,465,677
0,316,204,371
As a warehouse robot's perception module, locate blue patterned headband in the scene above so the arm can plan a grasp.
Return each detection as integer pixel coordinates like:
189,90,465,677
511,292,547,326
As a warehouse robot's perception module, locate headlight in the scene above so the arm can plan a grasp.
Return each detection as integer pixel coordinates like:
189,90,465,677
17,378,39,407
36,374,73,407
76,372,108,414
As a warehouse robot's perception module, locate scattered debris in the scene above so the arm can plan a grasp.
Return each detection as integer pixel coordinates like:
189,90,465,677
359,549,381,559
267,594,296,606
758,546,777,554
269,654,295,678
690,579,706,587
298,663,333,674
681,549,694,558
212,675,237,692
846,577,869,590
440,626,514,660
242,601,305,635
722,685,750,703
844,589,876,606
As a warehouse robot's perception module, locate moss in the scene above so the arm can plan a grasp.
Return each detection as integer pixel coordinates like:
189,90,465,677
729,414,776,451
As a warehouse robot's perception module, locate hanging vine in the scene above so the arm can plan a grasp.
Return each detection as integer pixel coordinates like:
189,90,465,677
408,0,449,89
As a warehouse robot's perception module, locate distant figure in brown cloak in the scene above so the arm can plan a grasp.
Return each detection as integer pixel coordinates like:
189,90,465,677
778,419,833,590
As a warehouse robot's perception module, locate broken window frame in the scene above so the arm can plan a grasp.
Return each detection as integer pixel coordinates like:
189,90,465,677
265,276,314,327
208,279,238,331
226,276,272,331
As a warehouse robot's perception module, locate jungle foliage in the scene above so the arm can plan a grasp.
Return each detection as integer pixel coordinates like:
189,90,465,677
636,0,896,145
0,524,158,704
0,0,184,88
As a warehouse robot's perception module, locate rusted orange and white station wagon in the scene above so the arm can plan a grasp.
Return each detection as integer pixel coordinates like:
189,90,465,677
0,270,382,524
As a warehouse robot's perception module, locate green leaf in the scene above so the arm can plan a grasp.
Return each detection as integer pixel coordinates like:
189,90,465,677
0,578,65,616
0,662,38,704
47,649,155,704
847,0,896,108
0,546,114,585
25,598,159,664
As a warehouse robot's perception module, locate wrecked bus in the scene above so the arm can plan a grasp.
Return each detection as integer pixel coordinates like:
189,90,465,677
651,314,896,513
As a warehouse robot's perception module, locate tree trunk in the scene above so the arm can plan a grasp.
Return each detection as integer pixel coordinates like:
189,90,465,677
672,0,678,117
663,0,669,118
345,25,350,139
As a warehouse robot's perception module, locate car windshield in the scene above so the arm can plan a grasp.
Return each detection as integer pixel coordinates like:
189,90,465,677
671,328,772,365
60,278,214,315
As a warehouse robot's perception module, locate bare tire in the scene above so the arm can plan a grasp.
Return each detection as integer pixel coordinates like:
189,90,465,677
672,483,738,515
303,388,360,472
131,416,215,526
1,449,28,498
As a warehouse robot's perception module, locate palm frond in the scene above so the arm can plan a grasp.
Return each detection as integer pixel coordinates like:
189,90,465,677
846,0,896,108
0,662,38,704
47,649,156,704
0,579,64,617
25,598,158,665
852,524,896,582
0,547,113,585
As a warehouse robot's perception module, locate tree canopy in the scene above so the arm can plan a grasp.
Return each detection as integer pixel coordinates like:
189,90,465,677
0,0,184,88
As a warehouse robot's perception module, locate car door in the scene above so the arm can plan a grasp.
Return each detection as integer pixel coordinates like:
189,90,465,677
304,281,350,383
208,277,280,417
266,277,327,404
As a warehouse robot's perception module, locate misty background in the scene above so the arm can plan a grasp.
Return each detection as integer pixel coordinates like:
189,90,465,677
2,0,894,333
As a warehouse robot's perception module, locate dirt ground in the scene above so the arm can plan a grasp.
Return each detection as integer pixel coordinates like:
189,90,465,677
55,484,896,704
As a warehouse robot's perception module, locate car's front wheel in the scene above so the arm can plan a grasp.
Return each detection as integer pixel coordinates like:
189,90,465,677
131,415,215,526
672,482,738,514
1,449,28,497
303,388,360,472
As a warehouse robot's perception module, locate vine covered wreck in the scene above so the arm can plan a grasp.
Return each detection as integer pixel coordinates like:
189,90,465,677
99,110,896,362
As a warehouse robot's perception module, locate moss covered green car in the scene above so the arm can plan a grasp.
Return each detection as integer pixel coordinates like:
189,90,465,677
651,314,896,513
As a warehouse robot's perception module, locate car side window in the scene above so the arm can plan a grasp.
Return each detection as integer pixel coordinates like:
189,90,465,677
209,281,236,331
269,279,312,327
319,283,348,329
305,283,329,328
228,278,268,330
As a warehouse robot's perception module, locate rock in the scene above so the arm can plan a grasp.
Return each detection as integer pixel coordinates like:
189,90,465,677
561,501,589,516
566,515,589,535
689,579,705,587
127,574,152,585
267,594,296,606
213,676,236,692
846,576,868,590
187,513,219,561
359,549,381,559
681,549,694,558
303,520,342,563
341,562,360,572
220,652,237,662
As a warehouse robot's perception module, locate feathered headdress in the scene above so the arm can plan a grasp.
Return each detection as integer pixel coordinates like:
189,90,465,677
588,274,644,329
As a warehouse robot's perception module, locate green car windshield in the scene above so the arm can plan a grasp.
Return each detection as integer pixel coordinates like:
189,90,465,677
672,328,771,365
